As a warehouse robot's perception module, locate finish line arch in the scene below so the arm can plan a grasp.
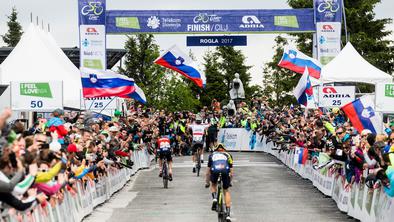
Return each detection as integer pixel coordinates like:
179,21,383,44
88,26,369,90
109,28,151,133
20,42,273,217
78,0,343,70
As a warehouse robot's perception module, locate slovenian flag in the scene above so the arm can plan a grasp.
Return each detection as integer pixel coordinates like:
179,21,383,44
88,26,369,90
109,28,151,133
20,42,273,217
293,68,314,106
81,68,135,98
296,147,308,165
278,46,322,79
154,45,203,88
341,95,382,134
128,83,147,104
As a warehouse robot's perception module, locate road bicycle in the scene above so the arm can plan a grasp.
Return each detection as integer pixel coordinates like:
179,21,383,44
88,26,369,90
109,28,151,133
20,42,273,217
317,0,340,13
215,173,229,222
81,2,104,16
162,158,169,189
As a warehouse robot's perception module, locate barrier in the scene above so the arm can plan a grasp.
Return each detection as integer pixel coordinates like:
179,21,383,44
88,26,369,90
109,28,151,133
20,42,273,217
4,149,153,222
219,128,394,222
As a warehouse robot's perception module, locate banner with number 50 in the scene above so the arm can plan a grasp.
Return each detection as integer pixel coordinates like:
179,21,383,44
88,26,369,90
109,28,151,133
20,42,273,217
11,81,63,111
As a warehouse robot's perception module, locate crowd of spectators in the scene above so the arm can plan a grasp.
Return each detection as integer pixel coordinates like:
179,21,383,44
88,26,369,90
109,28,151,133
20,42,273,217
215,97,394,198
1,96,393,220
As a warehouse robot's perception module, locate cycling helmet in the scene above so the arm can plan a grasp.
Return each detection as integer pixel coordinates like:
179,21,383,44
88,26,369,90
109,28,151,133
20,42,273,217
196,115,202,124
215,143,226,151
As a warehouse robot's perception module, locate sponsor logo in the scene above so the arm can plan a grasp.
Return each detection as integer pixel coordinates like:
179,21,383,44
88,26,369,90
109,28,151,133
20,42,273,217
20,83,53,98
85,27,99,35
81,1,104,21
385,84,394,98
322,87,337,94
319,36,340,44
321,24,336,33
274,16,299,28
83,51,103,56
81,38,104,47
193,13,221,23
240,15,264,29
161,18,182,29
115,17,140,29
147,16,160,29
322,87,351,98
361,107,375,119
320,48,339,54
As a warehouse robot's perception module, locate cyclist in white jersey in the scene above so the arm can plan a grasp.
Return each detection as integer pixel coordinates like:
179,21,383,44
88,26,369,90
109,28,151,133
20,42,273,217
189,116,208,173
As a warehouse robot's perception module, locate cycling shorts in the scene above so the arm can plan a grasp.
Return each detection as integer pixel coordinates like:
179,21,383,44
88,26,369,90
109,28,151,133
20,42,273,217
158,150,172,162
192,142,203,154
210,171,231,190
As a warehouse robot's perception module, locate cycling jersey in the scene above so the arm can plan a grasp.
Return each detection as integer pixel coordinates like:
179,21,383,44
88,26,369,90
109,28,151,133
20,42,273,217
208,151,233,173
208,151,233,189
189,124,207,143
157,137,171,152
157,137,172,161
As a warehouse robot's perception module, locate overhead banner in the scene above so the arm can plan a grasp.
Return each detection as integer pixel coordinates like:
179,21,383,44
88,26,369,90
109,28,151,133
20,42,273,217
375,83,394,112
78,0,106,70
314,0,342,65
318,86,355,108
11,82,63,111
106,9,316,34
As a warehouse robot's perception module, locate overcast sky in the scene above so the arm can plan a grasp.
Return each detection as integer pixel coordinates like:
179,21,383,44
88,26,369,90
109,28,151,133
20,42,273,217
0,0,393,85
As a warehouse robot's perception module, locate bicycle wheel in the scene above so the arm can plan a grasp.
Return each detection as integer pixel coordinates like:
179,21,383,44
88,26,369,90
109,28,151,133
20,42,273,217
196,152,201,177
163,162,168,189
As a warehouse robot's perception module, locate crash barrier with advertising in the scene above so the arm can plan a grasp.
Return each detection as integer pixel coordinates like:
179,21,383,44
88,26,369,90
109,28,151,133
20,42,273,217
10,81,63,112
318,85,355,108
4,149,154,222
218,129,394,222
375,83,394,112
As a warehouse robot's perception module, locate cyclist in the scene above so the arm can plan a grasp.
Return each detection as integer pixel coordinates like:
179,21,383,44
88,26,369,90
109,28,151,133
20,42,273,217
189,116,207,173
205,143,233,222
157,135,173,181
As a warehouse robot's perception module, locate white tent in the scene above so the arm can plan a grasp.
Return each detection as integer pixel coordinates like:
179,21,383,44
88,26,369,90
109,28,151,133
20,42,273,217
320,42,393,85
0,24,83,109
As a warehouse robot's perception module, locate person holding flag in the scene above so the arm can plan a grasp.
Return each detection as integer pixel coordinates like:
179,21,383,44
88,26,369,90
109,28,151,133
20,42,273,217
293,68,315,107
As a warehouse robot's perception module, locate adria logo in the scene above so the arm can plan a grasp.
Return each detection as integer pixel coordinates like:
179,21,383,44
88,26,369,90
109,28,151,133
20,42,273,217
86,27,97,33
322,87,337,94
322,25,333,30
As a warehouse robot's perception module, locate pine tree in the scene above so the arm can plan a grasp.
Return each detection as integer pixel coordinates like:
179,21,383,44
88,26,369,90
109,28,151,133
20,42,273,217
200,51,227,106
1,7,23,47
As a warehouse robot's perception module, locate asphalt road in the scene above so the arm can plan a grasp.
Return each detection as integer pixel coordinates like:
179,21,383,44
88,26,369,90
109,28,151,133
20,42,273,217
85,152,354,222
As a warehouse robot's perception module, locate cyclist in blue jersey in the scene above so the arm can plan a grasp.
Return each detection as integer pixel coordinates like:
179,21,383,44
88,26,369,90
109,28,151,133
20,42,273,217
205,143,233,222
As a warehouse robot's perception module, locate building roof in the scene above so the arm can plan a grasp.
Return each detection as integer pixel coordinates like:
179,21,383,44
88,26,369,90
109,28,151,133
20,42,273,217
0,47,126,69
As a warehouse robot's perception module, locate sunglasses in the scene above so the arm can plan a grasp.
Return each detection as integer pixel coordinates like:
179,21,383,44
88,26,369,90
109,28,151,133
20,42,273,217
336,131,344,134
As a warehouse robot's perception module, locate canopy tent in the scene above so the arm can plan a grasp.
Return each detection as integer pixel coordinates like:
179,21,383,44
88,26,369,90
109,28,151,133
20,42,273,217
0,24,83,109
320,42,393,85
